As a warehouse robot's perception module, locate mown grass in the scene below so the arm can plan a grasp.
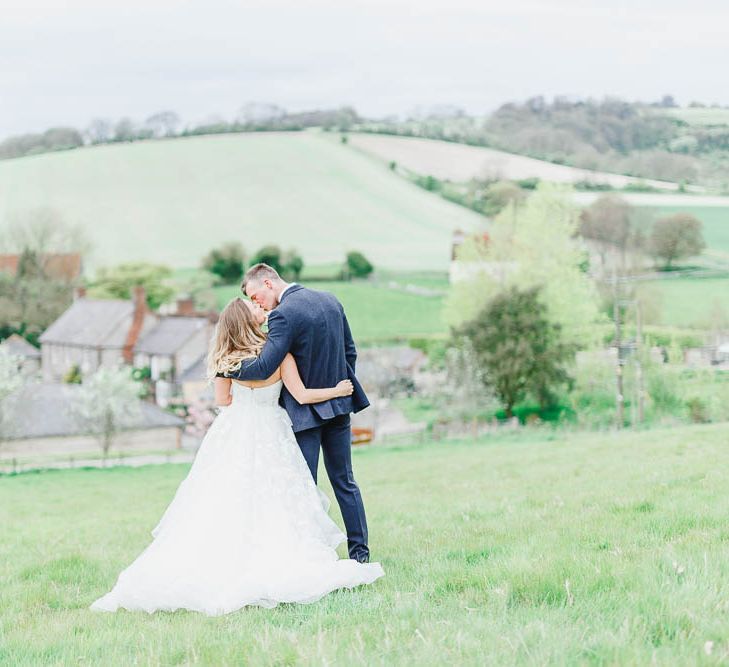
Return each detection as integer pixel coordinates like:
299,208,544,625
3,423,729,665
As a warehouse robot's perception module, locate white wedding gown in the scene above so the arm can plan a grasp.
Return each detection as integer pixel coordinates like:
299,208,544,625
90,380,384,616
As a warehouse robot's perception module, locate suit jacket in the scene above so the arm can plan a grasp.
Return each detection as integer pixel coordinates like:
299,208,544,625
221,285,369,432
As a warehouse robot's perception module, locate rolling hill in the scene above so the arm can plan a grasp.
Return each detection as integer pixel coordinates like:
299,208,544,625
347,133,693,190
0,132,483,271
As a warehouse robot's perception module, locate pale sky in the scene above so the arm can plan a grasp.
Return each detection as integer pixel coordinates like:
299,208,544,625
1,0,727,138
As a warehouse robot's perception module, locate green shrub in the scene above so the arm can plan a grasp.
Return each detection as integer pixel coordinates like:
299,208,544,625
202,242,246,284
63,365,82,384
344,251,374,279
686,397,710,423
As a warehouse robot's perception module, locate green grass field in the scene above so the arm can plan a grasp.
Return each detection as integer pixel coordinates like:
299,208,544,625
212,279,448,343
637,276,729,328
3,423,729,665
631,205,729,328
0,132,482,271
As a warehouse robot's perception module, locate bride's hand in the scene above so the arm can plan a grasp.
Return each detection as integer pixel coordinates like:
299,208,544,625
335,379,354,397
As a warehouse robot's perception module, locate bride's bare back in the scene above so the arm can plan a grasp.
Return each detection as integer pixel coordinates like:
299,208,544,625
215,355,352,406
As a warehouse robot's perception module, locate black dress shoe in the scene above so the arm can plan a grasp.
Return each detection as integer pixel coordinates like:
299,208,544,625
351,553,370,564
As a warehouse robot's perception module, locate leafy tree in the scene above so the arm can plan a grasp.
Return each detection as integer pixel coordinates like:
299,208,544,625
0,209,84,339
89,263,174,310
481,180,525,216
281,249,304,281
42,127,83,151
578,194,644,266
71,367,141,462
144,111,181,138
202,242,246,284
446,183,602,347
345,251,374,279
456,286,575,417
0,273,73,340
250,245,283,273
85,118,113,144
113,118,137,142
649,213,705,269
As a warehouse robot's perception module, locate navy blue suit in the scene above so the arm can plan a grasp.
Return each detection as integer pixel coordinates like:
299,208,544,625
222,285,370,560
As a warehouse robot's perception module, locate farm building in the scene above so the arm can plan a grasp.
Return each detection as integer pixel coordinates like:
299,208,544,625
38,287,214,404
0,334,41,376
0,382,185,459
39,286,157,382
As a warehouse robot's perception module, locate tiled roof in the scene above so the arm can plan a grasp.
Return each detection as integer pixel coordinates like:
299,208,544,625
178,355,207,383
0,334,41,359
39,298,134,347
6,383,184,440
134,317,210,355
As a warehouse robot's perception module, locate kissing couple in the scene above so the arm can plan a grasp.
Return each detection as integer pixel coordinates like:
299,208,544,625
91,263,384,615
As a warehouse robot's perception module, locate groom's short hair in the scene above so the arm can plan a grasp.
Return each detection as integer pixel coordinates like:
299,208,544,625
242,263,282,291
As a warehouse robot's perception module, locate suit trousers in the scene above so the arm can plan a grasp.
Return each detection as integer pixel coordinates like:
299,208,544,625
294,414,369,561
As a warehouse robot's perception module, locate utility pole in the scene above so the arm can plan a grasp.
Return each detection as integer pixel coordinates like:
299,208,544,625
613,272,624,428
636,299,644,424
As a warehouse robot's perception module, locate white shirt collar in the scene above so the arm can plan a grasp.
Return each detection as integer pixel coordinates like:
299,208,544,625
277,282,297,304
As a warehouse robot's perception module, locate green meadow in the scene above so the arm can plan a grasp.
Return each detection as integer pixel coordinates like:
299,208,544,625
3,423,729,665
637,276,729,328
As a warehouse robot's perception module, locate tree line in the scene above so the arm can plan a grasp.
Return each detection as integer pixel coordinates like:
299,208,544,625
357,96,729,188
0,105,360,160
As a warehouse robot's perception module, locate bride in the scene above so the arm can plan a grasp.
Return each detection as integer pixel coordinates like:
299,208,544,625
91,297,384,616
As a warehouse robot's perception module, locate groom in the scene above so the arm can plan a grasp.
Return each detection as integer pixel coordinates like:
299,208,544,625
224,263,371,563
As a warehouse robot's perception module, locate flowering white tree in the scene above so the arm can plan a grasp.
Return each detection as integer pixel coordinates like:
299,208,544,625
0,349,24,449
71,366,141,462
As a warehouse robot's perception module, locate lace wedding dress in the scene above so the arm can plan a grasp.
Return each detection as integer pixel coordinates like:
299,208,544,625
90,380,384,616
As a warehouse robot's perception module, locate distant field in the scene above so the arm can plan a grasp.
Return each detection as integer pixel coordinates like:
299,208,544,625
661,107,729,126
637,276,729,328
0,132,482,271
348,133,684,190
639,205,729,258
212,280,448,343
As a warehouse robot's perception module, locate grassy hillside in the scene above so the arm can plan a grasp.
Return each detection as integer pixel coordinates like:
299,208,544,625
0,132,483,271
3,423,729,664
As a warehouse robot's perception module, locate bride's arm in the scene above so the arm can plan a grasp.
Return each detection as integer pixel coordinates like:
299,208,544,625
214,377,232,406
281,353,353,405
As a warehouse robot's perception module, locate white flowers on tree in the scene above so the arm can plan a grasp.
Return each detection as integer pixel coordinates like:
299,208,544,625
71,366,141,460
0,349,24,447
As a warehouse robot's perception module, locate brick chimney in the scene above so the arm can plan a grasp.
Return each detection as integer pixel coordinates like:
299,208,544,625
176,296,195,316
123,286,148,363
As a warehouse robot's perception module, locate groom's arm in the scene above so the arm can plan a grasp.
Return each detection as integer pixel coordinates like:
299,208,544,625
220,310,293,381
341,306,357,372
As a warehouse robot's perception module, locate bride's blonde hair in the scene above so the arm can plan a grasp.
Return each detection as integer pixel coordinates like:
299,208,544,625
207,298,267,381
